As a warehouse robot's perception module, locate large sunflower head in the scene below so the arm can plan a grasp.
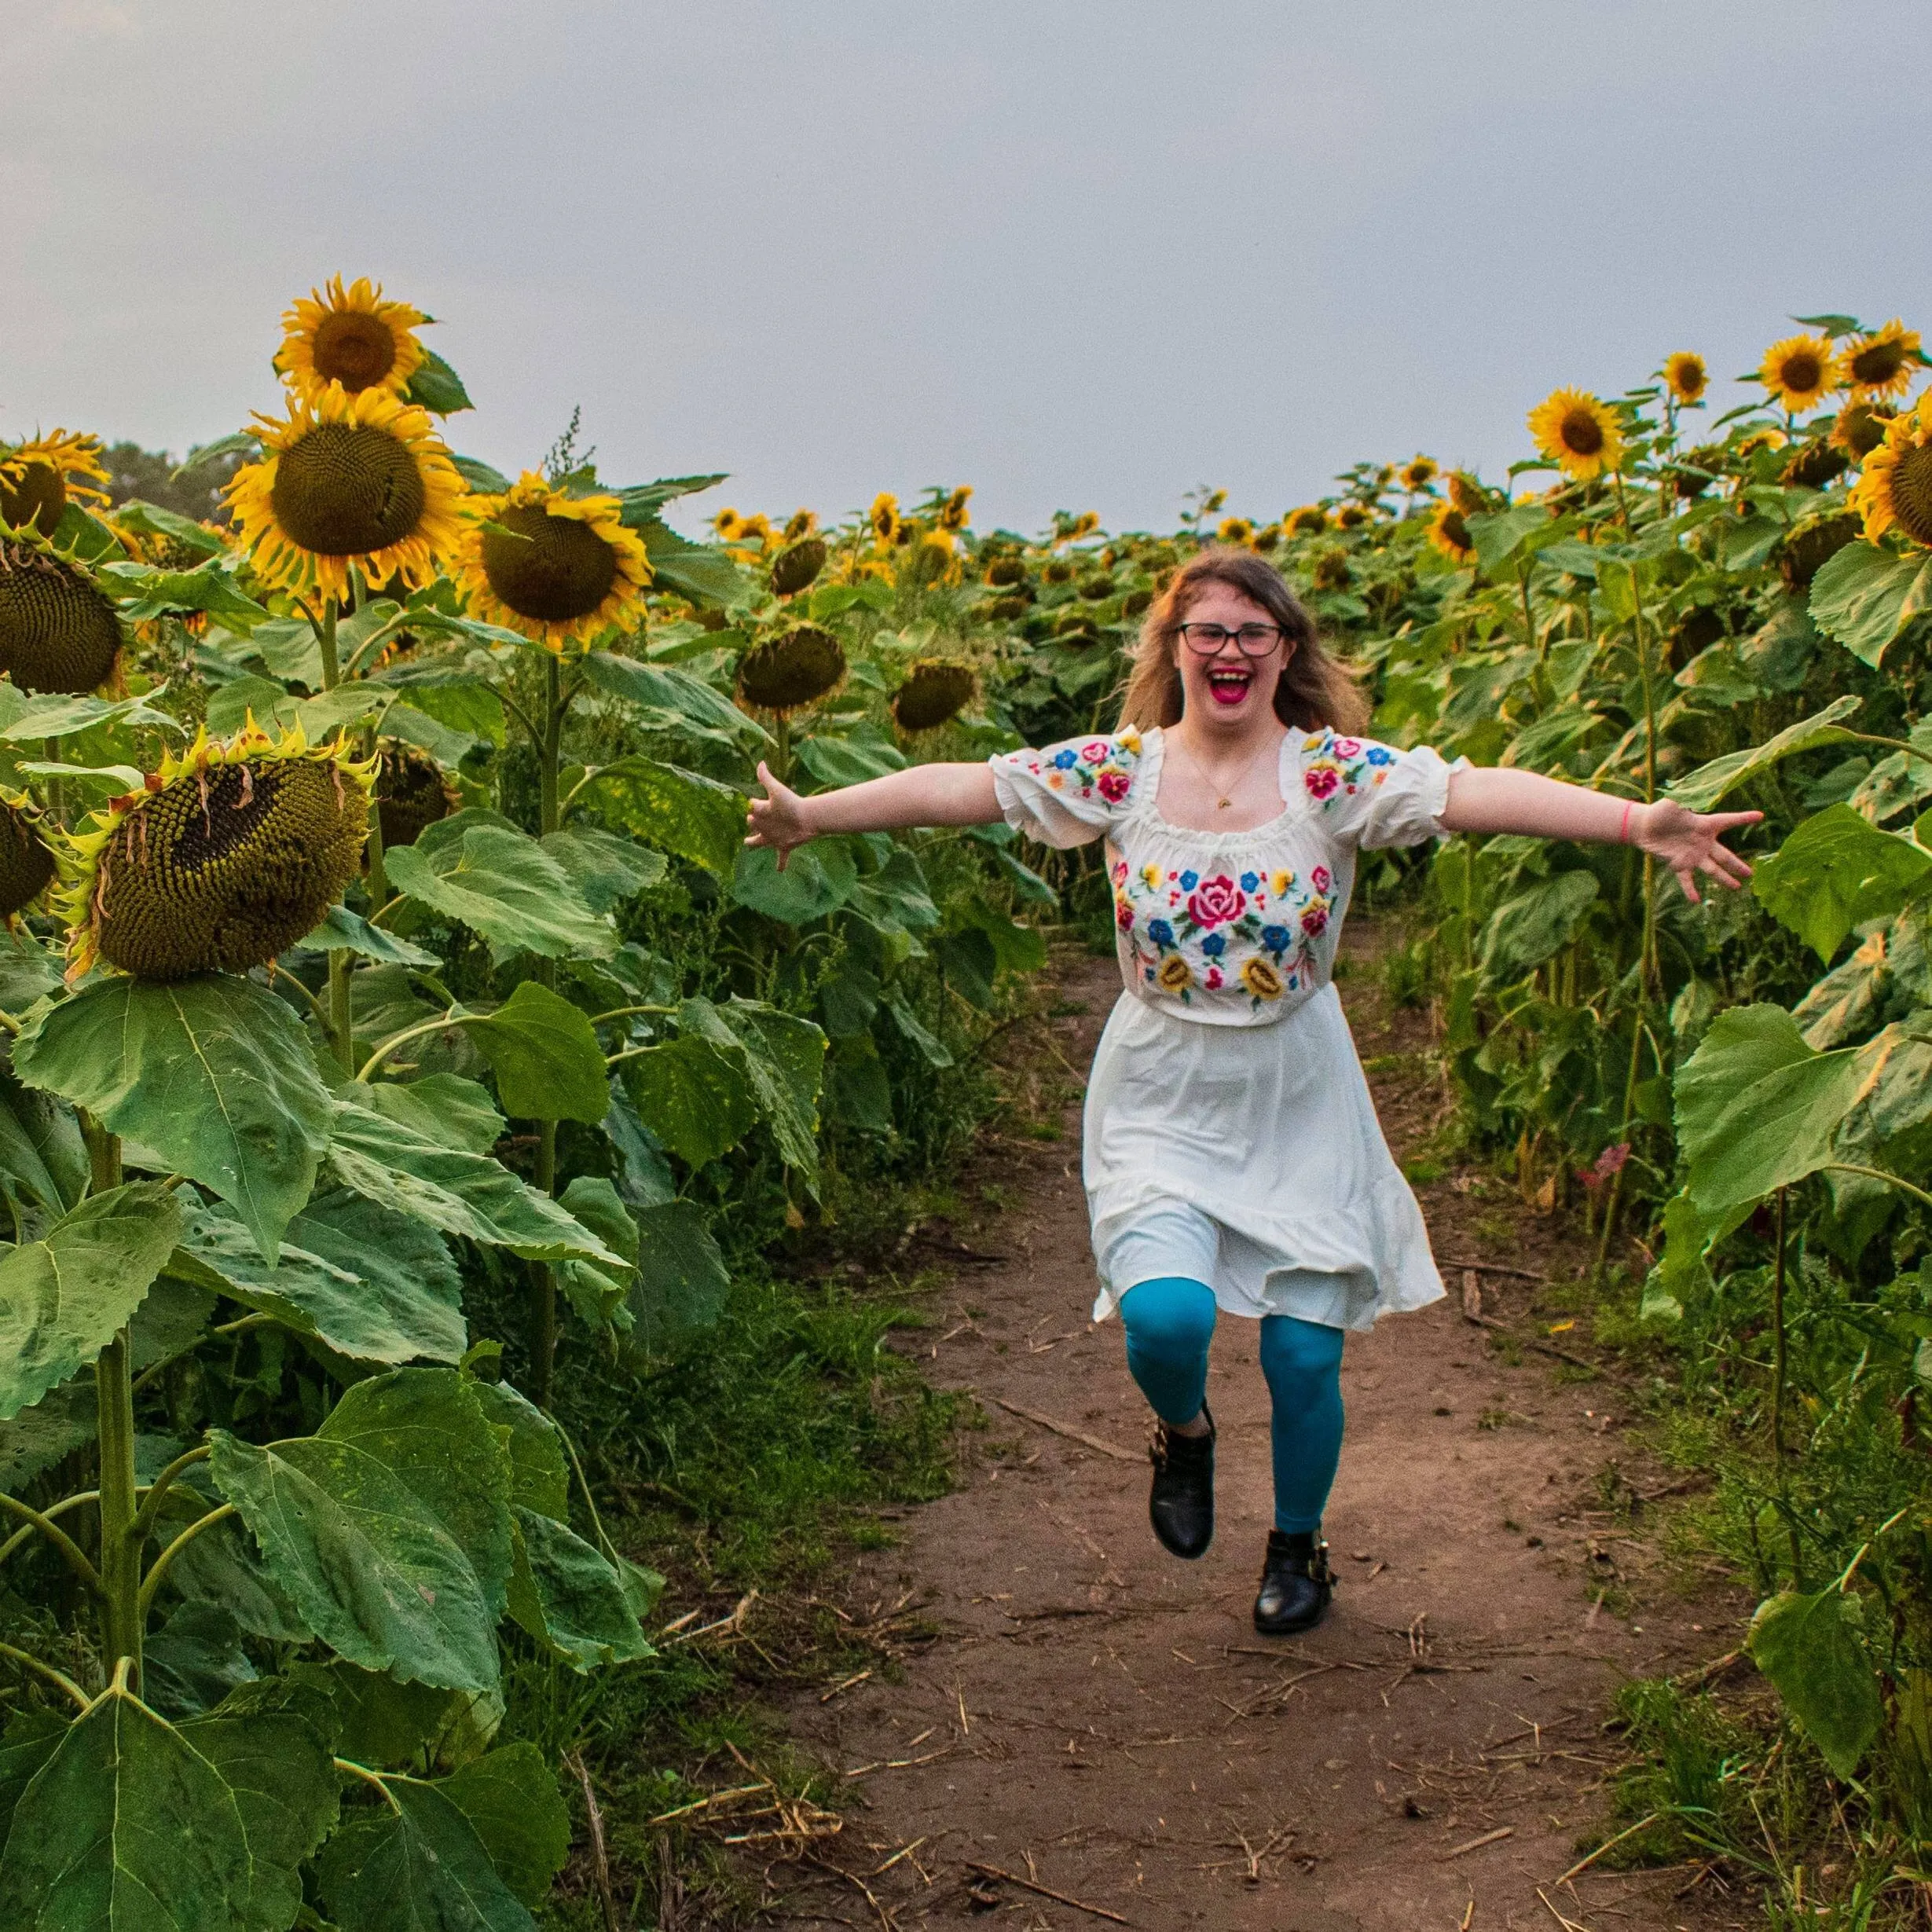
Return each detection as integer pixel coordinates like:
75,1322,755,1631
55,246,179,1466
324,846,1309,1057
0,431,111,538
274,276,427,405
1527,388,1623,479
226,386,467,603
1758,334,1835,414
0,533,123,694
735,626,845,713
1850,399,1932,549
1446,471,1489,517
892,658,978,734
769,537,828,598
1831,401,1896,460
454,472,651,650
1399,456,1438,491
1662,352,1707,406
0,793,55,922
1779,437,1850,491
1835,321,1921,404
870,493,900,544
57,720,374,981
1425,501,1476,564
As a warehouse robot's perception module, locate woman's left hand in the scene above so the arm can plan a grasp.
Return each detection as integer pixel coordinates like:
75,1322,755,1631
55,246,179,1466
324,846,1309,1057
1634,800,1762,903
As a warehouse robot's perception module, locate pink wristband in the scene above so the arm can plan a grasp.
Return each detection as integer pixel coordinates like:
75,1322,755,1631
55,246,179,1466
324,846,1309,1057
1619,801,1633,845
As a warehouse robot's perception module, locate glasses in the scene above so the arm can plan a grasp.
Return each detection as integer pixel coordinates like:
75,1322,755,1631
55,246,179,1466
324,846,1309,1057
1177,621,1284,658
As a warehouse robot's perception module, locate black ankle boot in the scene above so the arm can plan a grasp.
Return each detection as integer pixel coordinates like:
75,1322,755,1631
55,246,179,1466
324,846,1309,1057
1253,1528,1333,1635
1146,1406,1214,1559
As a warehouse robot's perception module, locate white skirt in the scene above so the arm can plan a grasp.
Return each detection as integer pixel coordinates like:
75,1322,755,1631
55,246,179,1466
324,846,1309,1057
1082,987,1446,1332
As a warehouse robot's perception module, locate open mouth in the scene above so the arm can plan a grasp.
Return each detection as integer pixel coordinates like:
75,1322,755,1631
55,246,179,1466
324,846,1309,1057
1205,663,1254,707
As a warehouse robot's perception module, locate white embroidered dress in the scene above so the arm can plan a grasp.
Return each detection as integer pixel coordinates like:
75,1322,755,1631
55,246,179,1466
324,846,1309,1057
989,724,1465,1333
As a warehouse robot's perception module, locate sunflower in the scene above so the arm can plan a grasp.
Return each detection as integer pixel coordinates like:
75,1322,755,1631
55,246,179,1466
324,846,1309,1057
985,556,1026,587
1335,503,1371,530
1285,505,1329,535
783,508,819,541
1312,548,1354,591
0,793,55,921
892,658,977,732
1831,402,1896,460
870,493,900,544
1779,437,1850,490
770,537,827,597
1662,353,1707,406
57,719,374,981
1216,516,1254,544
737,626,845,712
226,385,467,603
1069,511,1100,539
1836,320,1921,403
1850,398,1932,548
1758,334,1835,414
713,507,742,540
1399,456,1438,491
1426,501,1476,563
274,275,427,405
1527,388,1623,479
453,471,651,649
1446,471,1488,516
0,431,111,537
0,532,123,694
938,486,973,532
375,741,456,850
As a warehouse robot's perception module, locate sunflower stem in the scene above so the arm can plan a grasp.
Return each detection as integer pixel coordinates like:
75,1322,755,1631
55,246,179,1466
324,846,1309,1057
362,728,388,909
316,597,357,1068
1770,1185,1789,1461
529,651,569,1407
82,1113,142,1683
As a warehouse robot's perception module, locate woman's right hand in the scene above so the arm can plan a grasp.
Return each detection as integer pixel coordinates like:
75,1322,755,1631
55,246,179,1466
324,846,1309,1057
744,762,816,870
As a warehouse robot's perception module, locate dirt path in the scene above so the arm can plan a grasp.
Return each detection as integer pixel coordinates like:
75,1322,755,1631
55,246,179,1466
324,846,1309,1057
772,933,1745,1931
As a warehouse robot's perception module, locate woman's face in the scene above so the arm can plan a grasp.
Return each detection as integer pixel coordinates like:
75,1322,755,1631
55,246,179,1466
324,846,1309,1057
1171,585,1291,732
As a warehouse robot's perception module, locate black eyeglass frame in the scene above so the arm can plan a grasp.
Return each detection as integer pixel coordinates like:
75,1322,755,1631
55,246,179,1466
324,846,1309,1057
1175,621,1286,658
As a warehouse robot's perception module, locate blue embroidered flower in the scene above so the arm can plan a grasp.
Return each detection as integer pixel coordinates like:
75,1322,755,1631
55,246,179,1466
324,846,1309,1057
1051,748,1078,769
1148,918,1175,948
1366,745,1394,766
1201,932,1226,958
1239,871,1260,893
1179,869,1199,890
1259,923,1290,955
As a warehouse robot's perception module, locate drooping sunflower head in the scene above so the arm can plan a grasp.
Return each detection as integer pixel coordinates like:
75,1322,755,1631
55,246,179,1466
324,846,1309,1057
1778,511,1861,595
375,741,456,850
1836,321,1921,403
0,533,123,694
454,471,651,650
226,385,467,603
770,536,828,598
1527,388,1623,479
0,431,112,539
984,556,1026,587
1663,353,1707,406
1069,511,1101,540
1285,504,1329,535
1043,557,1075,584
1425,501,1476,563
1831,401,1896,460
1312,548,1354,591
939,486,973,532
0,793,55,922
1779,437,1850,490
870,493,900,544
1850,399,1932,548
274,276,427,404
1399,456,1438,491
735,625,845,713
1446,471,1489,517
892,658,978,733
783,508,819,542
57,720,374,981
1758,334,1835,414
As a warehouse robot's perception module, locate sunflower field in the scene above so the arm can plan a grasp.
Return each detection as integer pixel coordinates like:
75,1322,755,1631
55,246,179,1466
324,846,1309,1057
5,277,1932,1926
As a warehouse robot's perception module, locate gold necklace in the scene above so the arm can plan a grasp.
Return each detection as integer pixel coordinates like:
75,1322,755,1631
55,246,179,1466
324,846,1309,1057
1174,731,1281,811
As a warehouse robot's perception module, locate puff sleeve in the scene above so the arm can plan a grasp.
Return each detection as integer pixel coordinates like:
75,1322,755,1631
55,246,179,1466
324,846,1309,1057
988,728,1146,849
1296,729,1465,850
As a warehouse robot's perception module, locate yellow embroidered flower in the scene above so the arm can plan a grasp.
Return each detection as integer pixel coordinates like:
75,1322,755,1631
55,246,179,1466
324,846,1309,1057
1241,957,1284,1001
1270,870,1293,896
1116,727,1142,757
1156,955,1192,994
1140,863,1163,889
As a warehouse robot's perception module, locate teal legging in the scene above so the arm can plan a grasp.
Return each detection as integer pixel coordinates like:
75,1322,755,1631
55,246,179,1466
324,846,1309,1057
1119,1276,1344,1534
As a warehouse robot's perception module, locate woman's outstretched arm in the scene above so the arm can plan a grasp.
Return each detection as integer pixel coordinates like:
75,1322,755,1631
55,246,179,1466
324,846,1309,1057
746,760,1000,867
1441,765,1761,904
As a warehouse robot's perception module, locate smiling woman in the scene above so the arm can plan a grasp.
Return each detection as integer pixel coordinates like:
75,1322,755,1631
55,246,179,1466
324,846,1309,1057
743,543,1759,1637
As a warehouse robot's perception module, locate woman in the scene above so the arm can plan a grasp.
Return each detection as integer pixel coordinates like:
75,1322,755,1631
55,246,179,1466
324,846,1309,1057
746,548,1757,1636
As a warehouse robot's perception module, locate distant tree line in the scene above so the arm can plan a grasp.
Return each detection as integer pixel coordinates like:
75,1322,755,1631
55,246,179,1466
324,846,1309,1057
101,441,243,522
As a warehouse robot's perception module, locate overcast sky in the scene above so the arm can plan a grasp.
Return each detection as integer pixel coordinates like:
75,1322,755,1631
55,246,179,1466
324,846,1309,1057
7,2,1928,537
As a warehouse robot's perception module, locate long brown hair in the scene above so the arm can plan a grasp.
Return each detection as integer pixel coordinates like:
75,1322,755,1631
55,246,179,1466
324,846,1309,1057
1117,547,1370,735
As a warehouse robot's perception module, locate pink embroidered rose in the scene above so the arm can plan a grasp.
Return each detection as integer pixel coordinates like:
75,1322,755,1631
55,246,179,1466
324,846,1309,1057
1186,874,1245,928
1303,764,1340,801
1330,736,1362,757
1115,899,1135,932
1300,899,1330,938
1311,864,1331,893
1098,769,1131,803
1081,740,1112,766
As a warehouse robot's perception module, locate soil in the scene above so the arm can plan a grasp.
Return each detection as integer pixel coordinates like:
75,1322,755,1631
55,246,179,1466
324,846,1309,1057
765,930,1752,1931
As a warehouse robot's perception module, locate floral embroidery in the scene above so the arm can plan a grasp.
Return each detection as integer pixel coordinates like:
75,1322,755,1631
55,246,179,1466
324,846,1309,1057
1003,731,1142,812
1303,728,1402,808
1186,874,1244,928
1156,955,1192,993
1242,957,1284,1000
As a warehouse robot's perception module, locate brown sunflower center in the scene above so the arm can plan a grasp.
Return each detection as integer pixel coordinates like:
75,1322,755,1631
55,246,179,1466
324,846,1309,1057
481,503,619,622
270,423,427,556
310,310,400,391
1888,443,1932,548
1441,510,1470,550
1850,340,1905,387
0,461,68,538
1560,409,1604,457
0,541,123,694
1779,352,1824,394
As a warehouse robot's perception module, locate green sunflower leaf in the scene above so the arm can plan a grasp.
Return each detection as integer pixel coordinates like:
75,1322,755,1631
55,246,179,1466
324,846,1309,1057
386,825,615,961
467,980,612,1124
